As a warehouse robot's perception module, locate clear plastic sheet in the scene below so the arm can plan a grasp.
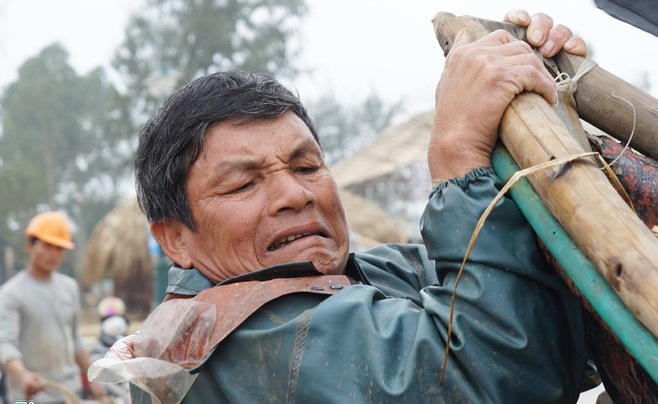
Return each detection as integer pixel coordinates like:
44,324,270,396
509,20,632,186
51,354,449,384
89,357,197,404
89,299,218,403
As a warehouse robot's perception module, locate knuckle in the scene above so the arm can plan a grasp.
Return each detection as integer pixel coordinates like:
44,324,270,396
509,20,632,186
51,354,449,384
532,12,554,26
554,24,572,35
552,24,573,39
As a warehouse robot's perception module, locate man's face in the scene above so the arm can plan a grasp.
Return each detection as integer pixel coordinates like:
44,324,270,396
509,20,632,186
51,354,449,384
27,239,67,278
167,111,350,283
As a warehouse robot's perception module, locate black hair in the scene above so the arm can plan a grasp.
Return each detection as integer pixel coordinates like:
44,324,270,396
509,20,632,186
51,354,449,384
134,71,319,230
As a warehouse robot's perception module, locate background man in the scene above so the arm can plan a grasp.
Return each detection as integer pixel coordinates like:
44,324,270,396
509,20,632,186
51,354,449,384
0,211,106,402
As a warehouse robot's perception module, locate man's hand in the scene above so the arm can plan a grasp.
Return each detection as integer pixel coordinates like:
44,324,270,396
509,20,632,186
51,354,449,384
504,10,587,58
18,369,44,397
4,358,45,397
428,11,588,182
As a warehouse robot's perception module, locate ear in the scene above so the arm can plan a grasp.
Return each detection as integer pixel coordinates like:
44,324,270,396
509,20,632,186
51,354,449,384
150,221,193,269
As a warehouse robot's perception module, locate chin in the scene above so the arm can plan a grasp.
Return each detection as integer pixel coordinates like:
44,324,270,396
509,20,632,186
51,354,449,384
311,255,347,275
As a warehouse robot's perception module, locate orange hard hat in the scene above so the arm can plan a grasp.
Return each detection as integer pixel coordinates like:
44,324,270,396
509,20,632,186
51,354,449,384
24,211,75,249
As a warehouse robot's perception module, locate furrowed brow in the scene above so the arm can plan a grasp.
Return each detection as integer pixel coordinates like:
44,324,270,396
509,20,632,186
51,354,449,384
288,138,322,162
211,158,263,175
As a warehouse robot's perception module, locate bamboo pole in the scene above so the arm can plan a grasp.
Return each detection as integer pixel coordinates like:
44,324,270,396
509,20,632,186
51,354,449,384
432,12,658,162
432,12,658,339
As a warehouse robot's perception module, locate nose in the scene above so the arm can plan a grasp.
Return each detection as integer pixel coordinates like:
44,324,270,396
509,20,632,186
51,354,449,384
42,242,67,258
266,172,316,215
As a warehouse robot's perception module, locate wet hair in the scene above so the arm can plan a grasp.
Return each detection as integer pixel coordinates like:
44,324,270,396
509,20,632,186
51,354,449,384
134,71,319,231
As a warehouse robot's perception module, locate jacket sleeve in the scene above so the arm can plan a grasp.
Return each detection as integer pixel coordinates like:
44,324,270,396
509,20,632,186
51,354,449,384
353,167,587,402
422,167,573,288
419,167,587,401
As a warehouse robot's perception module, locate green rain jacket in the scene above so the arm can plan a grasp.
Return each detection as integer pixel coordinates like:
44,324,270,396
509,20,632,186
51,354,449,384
133,168,587,403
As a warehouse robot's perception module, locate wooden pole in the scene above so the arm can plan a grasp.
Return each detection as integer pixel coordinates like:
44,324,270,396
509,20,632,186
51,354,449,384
554,51,658,161
433,12,658,162
432,11,658,339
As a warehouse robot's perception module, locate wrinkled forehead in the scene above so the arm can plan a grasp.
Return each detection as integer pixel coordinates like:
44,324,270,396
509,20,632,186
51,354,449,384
192,112,322,171
206,112,319,142
204,112,319,152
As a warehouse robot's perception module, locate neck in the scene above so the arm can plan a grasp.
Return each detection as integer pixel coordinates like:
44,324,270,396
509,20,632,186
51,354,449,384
26,264,53,280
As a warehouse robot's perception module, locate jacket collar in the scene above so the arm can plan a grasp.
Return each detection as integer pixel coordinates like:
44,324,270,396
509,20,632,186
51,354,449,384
166,253,367,297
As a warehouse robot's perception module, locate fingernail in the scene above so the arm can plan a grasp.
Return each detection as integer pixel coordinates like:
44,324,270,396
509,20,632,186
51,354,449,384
541,40,554,55
516,11,529,24
531,30,543,44
563,39,575,51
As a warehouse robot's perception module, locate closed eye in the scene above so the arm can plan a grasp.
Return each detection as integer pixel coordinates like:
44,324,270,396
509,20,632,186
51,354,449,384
295,165,320,174
228,181,255,194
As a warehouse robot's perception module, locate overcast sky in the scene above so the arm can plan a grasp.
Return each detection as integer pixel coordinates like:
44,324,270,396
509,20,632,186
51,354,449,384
296,0,658,117
1,0,656,122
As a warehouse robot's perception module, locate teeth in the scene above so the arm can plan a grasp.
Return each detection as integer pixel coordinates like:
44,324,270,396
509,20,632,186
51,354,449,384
269,233,314,251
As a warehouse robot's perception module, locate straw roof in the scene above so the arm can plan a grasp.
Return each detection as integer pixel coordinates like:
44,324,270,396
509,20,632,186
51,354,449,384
329,110,435,247
331,111,433,188
82,199,151,287
341,189,407,247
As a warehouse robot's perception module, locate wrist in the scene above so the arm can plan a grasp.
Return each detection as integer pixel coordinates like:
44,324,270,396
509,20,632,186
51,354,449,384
428,137,492,180
4,357,27,378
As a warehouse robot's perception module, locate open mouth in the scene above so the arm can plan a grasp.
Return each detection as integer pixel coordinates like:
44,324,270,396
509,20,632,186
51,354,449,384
268,232,322,252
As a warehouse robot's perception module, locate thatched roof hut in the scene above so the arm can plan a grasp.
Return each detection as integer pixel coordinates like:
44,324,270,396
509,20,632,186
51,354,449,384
83,199,150,285
82,199,152,315
331,111,433,188
341,190,407,249
331,111,434,243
